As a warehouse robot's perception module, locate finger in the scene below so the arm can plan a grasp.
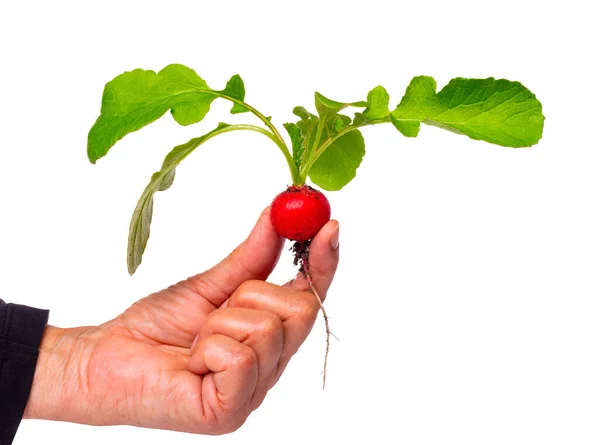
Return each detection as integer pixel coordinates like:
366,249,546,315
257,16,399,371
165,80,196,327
185,207,284,307
198,308,284,408
227,280,321,383
189,334,258,416
288,220,340,298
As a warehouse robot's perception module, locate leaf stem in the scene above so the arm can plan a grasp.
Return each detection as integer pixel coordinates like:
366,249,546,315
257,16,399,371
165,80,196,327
225,97,302,185
127,122,287,275
303,119,326,180
299,117,389,182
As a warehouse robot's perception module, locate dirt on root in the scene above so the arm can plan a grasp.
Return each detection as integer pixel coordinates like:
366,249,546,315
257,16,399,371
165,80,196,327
291,240,311,274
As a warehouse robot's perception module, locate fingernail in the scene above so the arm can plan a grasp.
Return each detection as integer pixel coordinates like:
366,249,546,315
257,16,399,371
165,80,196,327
330,223,340,250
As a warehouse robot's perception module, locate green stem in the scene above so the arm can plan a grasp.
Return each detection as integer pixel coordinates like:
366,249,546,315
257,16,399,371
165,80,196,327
302,119,326,183
226,123,301,184
226,97,301,185
195,123,282,146
299,117,389,182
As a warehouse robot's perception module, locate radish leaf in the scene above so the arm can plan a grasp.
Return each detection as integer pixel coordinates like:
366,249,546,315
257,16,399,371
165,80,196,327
283,122,304,169
391,76,544,146
221,74,249,114
333,115,351,132
390,113,420,137
292,106,313,121
352,112,370,126
364,86,390,120
293,107,319,164
309,129,365,191
128,135,204,275
127,120,289,273
128,122,264,274
88,64,247,163
315,92,366,121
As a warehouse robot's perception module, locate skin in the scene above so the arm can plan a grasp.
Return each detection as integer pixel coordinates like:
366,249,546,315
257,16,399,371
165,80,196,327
23,207,340,435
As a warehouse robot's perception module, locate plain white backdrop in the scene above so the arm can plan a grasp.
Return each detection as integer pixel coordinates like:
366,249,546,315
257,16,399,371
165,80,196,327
1,0,599,443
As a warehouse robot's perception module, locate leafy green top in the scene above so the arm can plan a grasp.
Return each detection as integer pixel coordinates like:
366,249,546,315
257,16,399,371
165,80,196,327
88,64,249,163
87,64,545,273
391,76,544,146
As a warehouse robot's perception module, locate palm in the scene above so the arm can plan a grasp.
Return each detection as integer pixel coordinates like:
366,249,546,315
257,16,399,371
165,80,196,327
85,282,226,433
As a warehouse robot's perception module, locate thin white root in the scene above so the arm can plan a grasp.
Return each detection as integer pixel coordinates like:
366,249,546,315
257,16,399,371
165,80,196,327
305,270,334,390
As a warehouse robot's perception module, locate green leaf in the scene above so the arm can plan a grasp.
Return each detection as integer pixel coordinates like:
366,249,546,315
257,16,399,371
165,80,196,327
314,92,366,120
283,122,305,169
390,113,420,137
352,112,371,126
127,124,233,274
363,86,390,120
157,169,176,191
309,129,365,191
333,115,352,132
293,106,313,121
222,74,249,114
88,64,247,163
314,92,344,116
292,106,320,159
391,76,545,147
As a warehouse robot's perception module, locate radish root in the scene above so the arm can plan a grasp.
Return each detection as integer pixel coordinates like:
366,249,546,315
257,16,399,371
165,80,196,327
292,240,336,389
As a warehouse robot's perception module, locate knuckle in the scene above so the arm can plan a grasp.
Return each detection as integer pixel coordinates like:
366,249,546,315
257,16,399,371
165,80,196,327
230,280,263,307
256,312,283,337
237,279,262,295
204,309,222,329
231,346,257,371
293,292,319,324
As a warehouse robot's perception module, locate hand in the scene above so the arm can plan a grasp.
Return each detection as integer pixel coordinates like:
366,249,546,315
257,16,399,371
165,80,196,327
24,208,339,434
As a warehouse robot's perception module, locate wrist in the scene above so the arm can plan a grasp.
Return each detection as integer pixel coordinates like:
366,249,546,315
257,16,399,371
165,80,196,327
23,325,95,422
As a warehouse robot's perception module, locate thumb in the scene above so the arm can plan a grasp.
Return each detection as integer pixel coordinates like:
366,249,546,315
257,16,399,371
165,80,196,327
186,207,284,307
288,220,340,299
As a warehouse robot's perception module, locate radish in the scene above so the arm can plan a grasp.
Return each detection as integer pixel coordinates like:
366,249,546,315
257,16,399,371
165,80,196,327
86,64,545,387
270,185,331,243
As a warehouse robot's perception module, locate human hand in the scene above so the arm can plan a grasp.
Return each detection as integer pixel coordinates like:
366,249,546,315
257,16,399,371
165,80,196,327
24,208,339,434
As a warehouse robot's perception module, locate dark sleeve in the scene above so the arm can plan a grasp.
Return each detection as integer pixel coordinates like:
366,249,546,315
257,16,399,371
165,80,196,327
0,298,49,445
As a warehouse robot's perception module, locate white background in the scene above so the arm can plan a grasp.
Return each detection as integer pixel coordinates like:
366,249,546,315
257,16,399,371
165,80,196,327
1,0,599,443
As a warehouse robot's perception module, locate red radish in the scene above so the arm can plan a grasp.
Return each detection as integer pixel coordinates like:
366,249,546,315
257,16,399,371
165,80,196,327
270,185,331,242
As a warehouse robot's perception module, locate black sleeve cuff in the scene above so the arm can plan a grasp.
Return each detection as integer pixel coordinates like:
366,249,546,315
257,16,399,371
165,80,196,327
0,298,50,445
